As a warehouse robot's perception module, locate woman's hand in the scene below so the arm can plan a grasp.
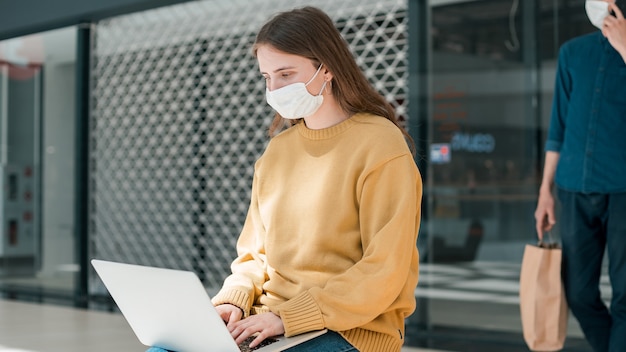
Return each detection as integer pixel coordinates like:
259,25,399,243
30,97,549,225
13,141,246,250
227,312,285,349
215,304,243,326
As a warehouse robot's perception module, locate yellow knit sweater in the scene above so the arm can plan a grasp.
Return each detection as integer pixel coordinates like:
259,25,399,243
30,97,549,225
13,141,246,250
212,113,422,352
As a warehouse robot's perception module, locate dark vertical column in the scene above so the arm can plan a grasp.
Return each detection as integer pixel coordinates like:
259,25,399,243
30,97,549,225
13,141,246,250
520,1,543,181
74,23,92,308
407,0,431,347
36,68,45,273
191,123,207,283
408,0,430,175
190,40,209,283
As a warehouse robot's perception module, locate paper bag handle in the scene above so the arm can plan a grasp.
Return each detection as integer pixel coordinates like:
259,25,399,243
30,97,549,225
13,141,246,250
537,231,560,249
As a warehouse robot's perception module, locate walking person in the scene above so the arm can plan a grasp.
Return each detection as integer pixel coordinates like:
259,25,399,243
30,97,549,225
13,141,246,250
535,1,626,351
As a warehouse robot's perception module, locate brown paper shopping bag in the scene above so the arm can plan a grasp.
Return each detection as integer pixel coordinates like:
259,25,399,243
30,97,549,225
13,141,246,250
519,241,568,351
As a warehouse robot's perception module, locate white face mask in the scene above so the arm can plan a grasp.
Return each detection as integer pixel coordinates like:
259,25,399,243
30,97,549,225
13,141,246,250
586,0,610,29
265,64,327,119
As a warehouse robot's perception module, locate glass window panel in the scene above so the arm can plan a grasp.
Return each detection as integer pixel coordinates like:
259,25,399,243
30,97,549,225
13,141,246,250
415,0,603,349
0,26,77,296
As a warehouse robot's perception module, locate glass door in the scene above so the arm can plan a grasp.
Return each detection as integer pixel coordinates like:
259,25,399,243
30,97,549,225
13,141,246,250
410,0,600,350
0,59,42,279
0,29,77,297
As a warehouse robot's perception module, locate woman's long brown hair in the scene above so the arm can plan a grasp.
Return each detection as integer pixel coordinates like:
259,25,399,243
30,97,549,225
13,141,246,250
253,6,415,155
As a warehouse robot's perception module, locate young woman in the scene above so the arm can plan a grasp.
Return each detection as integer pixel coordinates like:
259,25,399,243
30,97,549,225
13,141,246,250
149,6,422,352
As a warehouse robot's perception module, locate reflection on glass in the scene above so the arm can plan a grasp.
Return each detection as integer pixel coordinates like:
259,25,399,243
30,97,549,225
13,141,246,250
415,0,598,346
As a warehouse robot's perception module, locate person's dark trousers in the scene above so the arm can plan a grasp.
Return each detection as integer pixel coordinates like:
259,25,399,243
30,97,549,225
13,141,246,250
558,189,626,352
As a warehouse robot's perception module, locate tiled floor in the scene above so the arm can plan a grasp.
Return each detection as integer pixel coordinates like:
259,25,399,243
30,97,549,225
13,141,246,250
0,299,448,352
0,299,143,352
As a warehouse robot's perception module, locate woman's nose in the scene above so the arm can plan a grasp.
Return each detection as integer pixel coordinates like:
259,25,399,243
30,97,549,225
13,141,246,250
267,80,286,92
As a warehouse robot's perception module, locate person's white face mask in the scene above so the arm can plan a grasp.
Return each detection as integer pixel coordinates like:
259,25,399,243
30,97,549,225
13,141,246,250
265,64,327,119
586,0,610,29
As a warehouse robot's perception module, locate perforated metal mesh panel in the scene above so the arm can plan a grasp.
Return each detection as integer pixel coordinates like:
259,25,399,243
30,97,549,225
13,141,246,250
91,0,408,290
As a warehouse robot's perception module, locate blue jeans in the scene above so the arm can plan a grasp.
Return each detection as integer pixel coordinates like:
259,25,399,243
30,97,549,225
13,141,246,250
558,189,626,352
145,330,357,352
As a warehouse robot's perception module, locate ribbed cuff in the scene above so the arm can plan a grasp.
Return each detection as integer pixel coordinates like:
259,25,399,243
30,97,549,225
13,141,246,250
211,288,252,317
271,291,325,337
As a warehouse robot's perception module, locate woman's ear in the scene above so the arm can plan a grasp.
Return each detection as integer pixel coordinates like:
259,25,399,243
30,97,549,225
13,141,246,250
323,67,334,82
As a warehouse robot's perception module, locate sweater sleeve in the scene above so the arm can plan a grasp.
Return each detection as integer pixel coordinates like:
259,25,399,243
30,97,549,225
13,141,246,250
211,169,268,316
271,153,422,336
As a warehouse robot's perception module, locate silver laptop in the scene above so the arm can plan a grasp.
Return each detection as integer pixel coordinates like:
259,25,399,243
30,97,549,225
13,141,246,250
91,259,327,352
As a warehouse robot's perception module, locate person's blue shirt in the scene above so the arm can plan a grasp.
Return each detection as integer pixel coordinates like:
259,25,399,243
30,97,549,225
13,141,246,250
546,31,626,194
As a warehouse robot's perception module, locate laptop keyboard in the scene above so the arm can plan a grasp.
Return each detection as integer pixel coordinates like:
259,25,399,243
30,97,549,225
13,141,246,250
238,336,279,351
